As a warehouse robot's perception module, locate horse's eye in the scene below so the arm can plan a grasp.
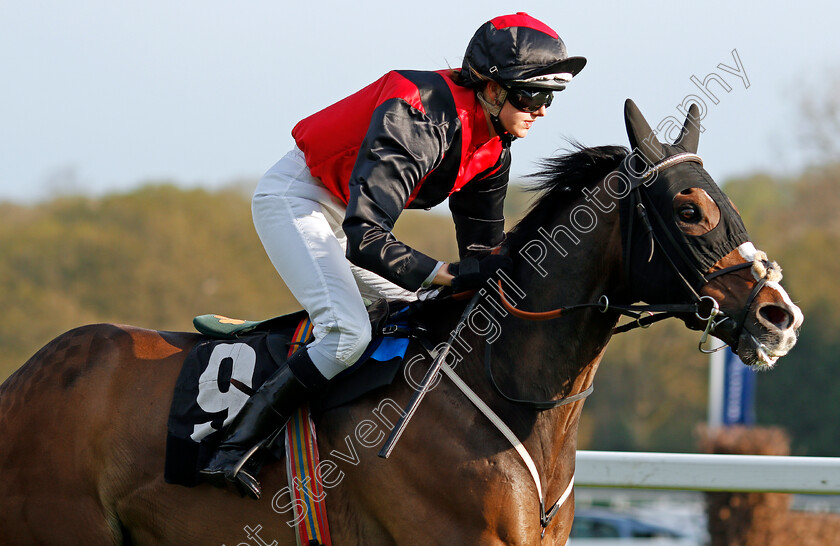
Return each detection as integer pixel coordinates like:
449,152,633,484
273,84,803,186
678,204,700,222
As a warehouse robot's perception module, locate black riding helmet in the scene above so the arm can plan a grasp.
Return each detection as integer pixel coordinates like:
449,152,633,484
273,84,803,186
460,13,586,138
461,12,586,91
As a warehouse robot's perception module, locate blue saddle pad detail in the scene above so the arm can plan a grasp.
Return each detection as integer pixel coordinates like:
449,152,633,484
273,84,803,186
370,337,410,362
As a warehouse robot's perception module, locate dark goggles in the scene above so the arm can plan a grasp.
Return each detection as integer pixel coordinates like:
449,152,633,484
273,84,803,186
504,86,559,112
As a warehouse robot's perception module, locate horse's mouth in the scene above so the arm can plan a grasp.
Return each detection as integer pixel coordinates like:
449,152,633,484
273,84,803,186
736,329,796,370
701,309,799,369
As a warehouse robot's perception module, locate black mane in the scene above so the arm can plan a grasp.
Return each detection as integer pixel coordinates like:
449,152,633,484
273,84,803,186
506,144,629,252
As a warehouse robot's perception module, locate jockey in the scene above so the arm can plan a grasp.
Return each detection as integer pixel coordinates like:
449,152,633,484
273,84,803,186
201,12,586,498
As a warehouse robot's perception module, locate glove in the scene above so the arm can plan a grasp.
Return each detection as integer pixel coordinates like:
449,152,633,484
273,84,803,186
450,254,513,294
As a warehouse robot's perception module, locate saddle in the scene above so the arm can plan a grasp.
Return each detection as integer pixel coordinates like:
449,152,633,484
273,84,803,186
192,297,396,341
165,299,419,487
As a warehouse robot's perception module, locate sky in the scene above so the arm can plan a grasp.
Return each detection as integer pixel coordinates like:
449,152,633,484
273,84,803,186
2,1,838,203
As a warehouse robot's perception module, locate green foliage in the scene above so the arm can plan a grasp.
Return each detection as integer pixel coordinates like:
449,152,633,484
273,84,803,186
0,185,458,382
0,163,836,455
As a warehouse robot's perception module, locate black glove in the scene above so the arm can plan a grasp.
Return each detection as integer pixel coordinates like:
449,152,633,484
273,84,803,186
450,254,513,293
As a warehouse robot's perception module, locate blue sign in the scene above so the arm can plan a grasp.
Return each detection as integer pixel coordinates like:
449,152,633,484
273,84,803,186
721,347,756,425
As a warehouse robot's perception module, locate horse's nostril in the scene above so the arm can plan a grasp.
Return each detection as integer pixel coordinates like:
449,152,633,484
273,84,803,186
759,305,793,330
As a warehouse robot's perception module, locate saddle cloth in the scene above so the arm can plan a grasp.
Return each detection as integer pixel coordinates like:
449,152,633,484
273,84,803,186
164,310,412,487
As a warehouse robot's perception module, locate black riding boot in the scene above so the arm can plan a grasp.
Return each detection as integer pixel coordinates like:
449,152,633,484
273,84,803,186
199,348,327,499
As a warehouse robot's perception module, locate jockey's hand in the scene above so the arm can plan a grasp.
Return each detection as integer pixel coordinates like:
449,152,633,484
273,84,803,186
450,255,513,293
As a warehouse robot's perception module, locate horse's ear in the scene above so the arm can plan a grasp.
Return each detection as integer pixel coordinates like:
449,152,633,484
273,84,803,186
624,99,664,163
676,103,701,153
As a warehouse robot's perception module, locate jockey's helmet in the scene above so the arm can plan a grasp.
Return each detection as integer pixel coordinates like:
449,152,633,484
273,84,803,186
460,12,586,92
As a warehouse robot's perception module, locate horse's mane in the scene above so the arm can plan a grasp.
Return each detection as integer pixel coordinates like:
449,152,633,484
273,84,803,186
506,144,629,253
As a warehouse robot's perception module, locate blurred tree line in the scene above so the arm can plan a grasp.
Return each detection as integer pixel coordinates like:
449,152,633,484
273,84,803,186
0,159,836,455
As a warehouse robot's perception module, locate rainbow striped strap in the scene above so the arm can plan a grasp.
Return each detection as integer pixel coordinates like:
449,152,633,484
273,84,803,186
284,318,332,546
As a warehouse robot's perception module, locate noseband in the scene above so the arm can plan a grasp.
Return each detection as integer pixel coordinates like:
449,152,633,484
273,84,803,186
700,252,783,354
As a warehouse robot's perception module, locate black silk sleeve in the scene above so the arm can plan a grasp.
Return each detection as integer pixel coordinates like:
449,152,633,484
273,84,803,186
448,149,510,258
343,99,446,291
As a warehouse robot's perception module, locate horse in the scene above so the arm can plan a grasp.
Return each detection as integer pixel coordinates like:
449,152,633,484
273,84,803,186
0,100,803,545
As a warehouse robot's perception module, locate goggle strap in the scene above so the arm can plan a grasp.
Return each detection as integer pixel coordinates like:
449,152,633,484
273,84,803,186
476,88,506,117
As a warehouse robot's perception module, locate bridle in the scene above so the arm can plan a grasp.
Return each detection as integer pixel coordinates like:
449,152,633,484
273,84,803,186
489,152,779,409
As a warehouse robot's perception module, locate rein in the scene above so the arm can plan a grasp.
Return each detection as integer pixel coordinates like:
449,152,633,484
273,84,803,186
472,154,722,427
496,279,707,333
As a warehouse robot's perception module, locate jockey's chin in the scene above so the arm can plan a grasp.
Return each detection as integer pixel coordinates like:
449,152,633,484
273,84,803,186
498,102,547,139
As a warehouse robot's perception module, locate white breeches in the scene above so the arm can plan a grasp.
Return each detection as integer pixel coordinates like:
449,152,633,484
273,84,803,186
252,147,417,379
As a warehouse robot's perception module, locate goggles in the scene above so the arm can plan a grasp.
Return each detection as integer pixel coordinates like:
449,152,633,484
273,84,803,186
504,86,559,113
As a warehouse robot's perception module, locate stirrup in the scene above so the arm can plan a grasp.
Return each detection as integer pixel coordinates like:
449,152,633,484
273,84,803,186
229,441,268,499
231,441,264,478
233,467,262,500
200,441,267,499
228,425,288,500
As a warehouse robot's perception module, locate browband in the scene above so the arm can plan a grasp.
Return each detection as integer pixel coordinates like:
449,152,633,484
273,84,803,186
640,152,703,181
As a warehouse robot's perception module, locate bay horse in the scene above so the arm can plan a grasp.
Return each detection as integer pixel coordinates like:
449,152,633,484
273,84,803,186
0,100,802,545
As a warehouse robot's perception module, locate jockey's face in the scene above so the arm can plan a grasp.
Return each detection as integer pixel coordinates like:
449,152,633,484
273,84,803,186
498,98,547,139
483,82,548,139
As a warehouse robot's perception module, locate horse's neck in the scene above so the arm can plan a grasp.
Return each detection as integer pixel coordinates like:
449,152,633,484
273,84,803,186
499,202,622,391
475,204,623,476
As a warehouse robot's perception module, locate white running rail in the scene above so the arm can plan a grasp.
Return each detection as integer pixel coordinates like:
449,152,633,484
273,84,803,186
575,451,840,494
